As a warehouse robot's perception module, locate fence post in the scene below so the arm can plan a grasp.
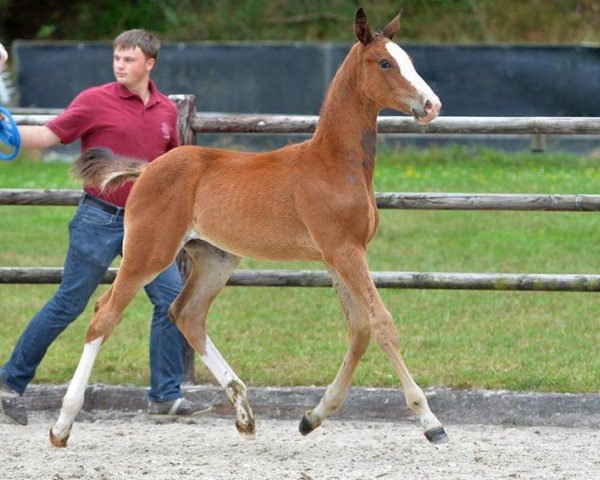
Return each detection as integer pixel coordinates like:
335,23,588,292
530,133,547,153
170,94,197,385
170,94,197,146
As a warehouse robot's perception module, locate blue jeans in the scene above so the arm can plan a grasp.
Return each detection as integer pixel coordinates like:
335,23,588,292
1,194,185,403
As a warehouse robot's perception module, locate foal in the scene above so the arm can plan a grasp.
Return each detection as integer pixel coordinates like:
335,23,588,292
50,8,446,447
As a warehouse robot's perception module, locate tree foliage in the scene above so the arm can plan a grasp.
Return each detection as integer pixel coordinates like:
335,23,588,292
1,0,599,44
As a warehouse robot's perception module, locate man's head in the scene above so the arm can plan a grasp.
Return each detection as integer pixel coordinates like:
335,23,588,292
113,29,160,61
112,29,160,91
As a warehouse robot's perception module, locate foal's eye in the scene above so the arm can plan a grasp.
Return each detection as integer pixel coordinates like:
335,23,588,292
379,59,391,69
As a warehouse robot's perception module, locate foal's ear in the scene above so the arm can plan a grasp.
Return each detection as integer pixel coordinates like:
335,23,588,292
382,10,403,40
355,8,374,45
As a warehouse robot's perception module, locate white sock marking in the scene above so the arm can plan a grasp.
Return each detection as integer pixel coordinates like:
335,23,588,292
53,337,103,438
200,335,242,388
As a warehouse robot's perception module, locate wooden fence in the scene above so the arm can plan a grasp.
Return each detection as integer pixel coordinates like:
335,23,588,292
2,95,600,292
4,97,600,381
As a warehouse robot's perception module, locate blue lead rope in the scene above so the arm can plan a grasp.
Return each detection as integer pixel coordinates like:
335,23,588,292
0,106,20,161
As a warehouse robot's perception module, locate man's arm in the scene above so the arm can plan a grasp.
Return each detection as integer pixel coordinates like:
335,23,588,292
18,125,61,149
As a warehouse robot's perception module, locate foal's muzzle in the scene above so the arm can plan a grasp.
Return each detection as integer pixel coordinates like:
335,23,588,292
411,97,442,125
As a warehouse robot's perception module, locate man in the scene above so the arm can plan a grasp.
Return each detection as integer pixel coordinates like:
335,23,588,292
0,30,209,425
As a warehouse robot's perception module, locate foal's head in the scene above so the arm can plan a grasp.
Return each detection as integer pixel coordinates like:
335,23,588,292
354,8,441,125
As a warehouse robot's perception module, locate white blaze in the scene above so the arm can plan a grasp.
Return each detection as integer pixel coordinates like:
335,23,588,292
385,41,436,101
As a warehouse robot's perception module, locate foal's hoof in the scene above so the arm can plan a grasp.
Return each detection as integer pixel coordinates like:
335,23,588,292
235,418,256,440
425,426,449,445
49,426,70,448
299,414,316,436
225,379,256,440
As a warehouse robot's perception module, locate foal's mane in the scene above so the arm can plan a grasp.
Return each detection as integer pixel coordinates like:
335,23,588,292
319,42,364,116
312,39,381,156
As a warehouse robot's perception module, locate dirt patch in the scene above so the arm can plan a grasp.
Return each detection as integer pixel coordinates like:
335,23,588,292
1,411,598,479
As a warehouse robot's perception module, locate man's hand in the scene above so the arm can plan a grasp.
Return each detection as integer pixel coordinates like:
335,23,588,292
0,44,61,150
0,43,8,72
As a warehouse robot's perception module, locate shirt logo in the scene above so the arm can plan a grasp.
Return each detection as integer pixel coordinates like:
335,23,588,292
161,122,171,140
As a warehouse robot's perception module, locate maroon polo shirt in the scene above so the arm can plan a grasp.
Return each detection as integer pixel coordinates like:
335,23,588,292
46,80,180,207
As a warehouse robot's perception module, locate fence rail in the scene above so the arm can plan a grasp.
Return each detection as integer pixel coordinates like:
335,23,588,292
3,189,600,212
191,115,600,135
13,112,600,135
2,268,599,292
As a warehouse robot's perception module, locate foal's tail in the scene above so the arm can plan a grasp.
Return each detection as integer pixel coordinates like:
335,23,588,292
71,147,148,192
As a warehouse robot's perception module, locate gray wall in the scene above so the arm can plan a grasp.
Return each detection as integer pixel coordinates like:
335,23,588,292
13,41,600,116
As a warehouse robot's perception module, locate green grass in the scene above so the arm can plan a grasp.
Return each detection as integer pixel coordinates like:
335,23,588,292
1,145,599,393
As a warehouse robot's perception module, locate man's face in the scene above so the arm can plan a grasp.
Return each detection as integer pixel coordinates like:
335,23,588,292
113,46,155,88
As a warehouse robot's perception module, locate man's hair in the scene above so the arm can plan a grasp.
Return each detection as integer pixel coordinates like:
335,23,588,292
113,29,160,60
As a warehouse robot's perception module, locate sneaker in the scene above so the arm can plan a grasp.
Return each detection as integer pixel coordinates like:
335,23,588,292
0,377,18,399
148,397,212,418
0,396,28,426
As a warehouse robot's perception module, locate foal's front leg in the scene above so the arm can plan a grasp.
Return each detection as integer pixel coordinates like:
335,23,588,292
326,247,448,444
299,267,371,435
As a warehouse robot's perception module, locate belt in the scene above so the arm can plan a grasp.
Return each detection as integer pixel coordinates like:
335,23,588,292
82,194,125,217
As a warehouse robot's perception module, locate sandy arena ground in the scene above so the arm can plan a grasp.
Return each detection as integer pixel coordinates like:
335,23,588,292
1,411,598,479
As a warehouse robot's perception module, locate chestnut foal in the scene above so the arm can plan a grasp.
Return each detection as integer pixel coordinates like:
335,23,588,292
50,8,446,447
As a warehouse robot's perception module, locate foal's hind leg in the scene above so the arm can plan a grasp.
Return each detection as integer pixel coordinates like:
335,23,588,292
50,226,188,447
299,267,371,435
324,246,448,444
169,241,255,438
49,269,149,447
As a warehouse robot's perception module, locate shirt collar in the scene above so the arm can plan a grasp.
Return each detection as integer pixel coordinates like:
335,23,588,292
115,79,161,107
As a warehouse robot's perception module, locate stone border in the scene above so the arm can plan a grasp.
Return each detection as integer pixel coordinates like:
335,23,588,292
19,385,599,428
